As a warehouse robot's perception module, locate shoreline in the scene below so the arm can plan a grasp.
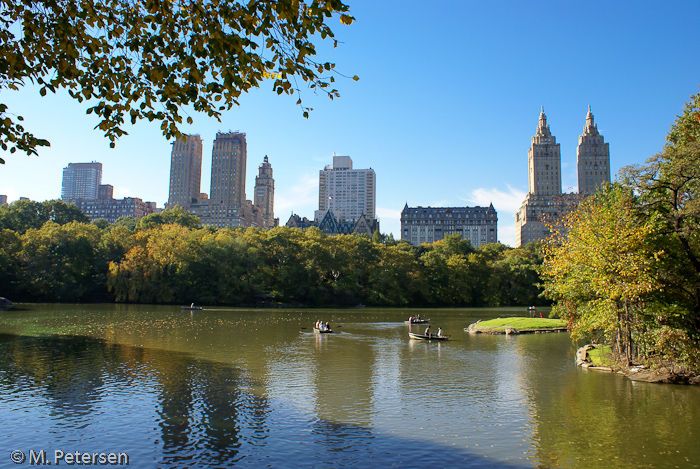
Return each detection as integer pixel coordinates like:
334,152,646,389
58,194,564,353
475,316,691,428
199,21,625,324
576,344,700,385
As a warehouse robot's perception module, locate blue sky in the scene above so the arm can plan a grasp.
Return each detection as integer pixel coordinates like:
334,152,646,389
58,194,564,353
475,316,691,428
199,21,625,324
2,1,699,246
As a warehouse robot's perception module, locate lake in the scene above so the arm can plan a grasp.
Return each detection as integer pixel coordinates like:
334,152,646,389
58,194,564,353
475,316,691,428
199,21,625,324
0,304,698,467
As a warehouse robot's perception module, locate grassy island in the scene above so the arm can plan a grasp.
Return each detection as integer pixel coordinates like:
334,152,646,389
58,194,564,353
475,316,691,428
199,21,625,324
465,317,567,334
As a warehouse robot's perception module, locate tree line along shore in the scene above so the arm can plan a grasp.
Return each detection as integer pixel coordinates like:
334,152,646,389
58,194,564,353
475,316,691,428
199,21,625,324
0,203,544,309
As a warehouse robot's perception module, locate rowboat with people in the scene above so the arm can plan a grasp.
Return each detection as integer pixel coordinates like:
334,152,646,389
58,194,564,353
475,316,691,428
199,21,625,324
313,320,335,333
404,316,430,324
408,331,450,341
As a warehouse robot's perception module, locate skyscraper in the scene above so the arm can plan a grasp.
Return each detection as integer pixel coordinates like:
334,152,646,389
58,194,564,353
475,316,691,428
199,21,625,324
164,131,275,229
254,155,275,227
528,107,562,196
166,134,203,209
61,162,102,201
515,107,609,247
210,131,247,208
577,106,611,193
317,155,376,222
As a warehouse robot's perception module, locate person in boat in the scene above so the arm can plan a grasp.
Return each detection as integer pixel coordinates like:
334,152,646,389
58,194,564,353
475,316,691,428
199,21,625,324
408,316,413,323
424,326,430,337
190,303,195,308
324,322,331,332
437,327,443,337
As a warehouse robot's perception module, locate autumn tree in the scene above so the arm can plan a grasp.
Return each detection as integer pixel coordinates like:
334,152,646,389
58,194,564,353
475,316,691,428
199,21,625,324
540,185,663,365
619,89,700,346
0,0,356,162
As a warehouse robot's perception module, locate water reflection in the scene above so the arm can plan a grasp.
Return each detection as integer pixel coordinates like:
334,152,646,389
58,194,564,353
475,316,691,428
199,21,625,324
0,332,525,468
0,306,698,468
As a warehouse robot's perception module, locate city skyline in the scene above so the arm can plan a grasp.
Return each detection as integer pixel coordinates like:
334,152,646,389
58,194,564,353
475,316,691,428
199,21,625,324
1,2,699,246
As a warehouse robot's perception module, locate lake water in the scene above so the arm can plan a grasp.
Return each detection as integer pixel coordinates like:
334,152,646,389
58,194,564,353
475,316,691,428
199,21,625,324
0,304,698,468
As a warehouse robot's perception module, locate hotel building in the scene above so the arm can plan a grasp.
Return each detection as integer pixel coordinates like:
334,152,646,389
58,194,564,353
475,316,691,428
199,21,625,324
400,204,498,247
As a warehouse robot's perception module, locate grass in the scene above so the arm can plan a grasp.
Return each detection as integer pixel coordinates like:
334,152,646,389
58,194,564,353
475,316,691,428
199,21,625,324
587,344,614,366
470,317,566,332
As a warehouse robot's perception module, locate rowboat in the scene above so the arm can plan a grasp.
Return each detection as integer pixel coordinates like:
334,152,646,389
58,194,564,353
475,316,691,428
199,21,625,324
404,318,430,324
0,297,12,311
182,306,203,310
408,331,450,341
313,327,335,334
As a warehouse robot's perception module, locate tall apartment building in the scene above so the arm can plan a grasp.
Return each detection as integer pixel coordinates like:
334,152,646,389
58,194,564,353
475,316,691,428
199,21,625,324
166,135,203,209
210,131,247,208
254,155,275,228
0,195,7,205
61,162,102,201
317,155,376,222
577,106,611,194
166,131,275,229
528,108,561,196
515,107,610,247
400,204,498,247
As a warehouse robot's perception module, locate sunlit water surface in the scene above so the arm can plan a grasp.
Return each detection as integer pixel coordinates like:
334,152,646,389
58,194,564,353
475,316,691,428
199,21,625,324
0,304,698,468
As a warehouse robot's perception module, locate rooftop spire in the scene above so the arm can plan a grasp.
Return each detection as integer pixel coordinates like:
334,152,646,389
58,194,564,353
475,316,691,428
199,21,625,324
583,106,599,136
536,107,551,137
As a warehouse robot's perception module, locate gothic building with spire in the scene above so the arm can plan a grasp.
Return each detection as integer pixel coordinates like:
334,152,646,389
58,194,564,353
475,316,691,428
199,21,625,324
577,106,611,194
515,107,610,247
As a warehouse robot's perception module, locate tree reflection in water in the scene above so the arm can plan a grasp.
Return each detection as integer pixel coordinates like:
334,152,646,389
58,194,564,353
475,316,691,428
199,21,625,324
0,333,515,468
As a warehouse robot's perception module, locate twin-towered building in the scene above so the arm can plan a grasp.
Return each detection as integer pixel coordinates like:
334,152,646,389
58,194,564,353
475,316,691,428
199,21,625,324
515,107,611,246
167,131,277,229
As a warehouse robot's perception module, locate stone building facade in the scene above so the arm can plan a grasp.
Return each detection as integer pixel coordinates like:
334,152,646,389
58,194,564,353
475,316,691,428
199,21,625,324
577,106,611,194
400,204,498,247
515,107,610,246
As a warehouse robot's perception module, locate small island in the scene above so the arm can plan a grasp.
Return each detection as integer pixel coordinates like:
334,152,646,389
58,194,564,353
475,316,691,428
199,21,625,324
465,317,567,335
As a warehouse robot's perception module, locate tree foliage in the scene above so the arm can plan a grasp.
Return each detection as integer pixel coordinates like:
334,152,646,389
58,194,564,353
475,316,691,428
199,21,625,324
0,213,544,308
0,0,356,162
621,142,700,343
540,185,663,365
540,89,700,373
0,199,89,233
667,88,700,148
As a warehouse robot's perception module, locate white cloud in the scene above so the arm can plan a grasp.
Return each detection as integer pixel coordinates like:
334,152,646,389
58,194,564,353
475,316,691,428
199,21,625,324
462,185,526,214
276,173,318,214
460,185,528,247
